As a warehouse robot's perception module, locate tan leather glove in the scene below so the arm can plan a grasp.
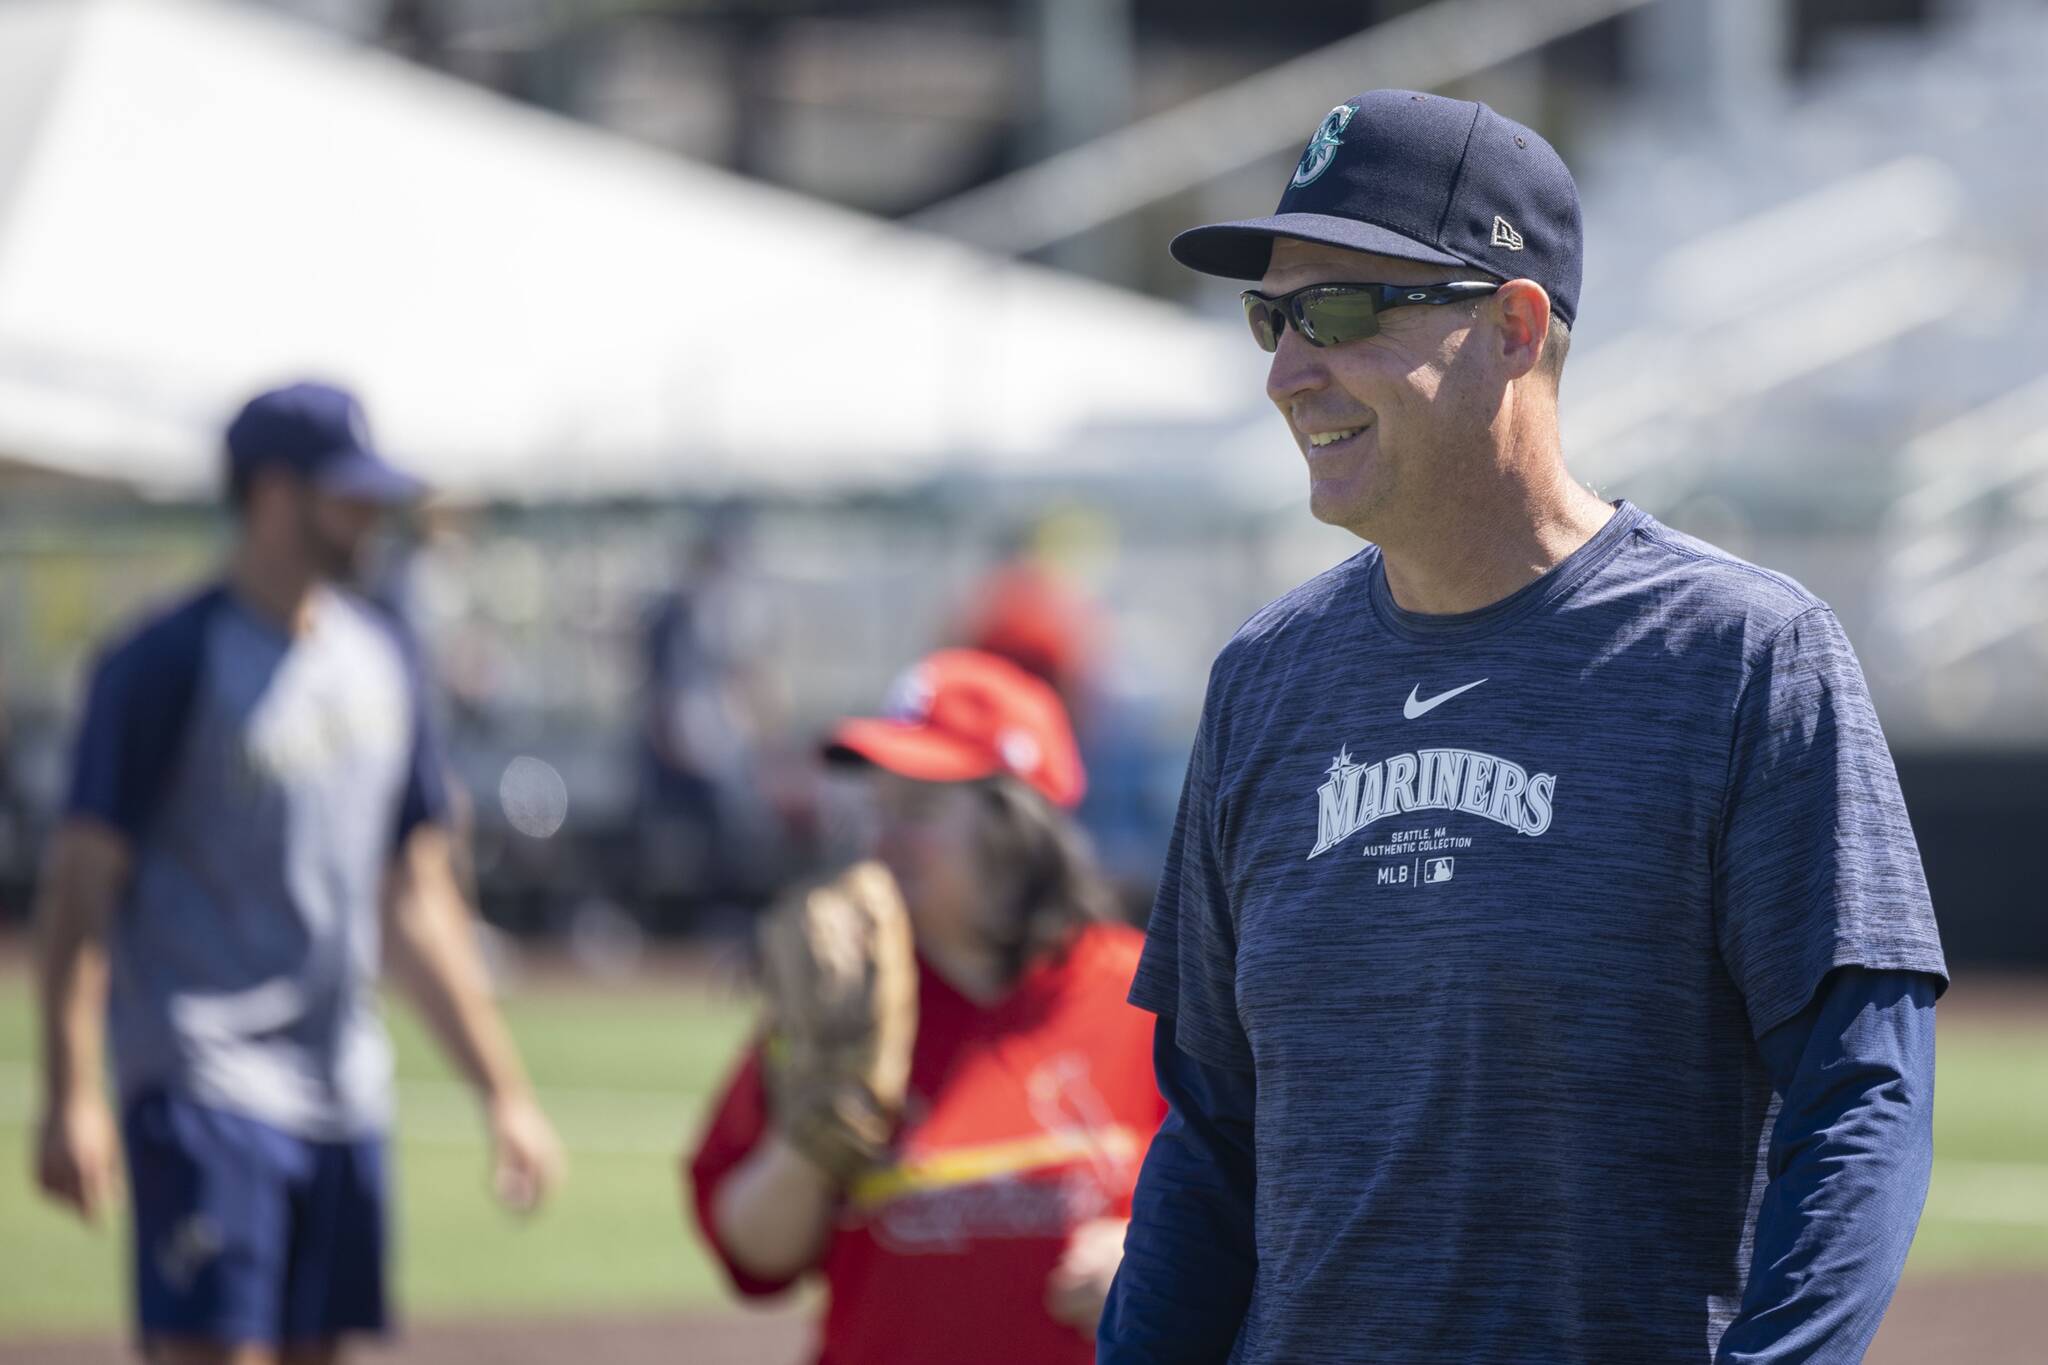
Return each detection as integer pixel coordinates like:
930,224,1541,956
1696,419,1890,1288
756,860,918,1184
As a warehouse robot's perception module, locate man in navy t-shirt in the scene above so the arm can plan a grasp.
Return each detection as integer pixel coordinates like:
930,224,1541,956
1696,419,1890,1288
31,383,565,1364
1099,93,1947,1364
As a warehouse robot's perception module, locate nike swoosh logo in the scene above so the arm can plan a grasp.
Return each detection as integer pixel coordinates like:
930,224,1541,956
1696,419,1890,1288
1403,678,1487,720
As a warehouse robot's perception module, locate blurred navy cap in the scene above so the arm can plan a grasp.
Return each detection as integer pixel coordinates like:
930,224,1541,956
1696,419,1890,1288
225,381,426,505
1171,89,1583,328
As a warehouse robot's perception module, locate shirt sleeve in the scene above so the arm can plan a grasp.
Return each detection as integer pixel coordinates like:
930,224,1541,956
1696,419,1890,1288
383,612,452,853
1128,675,1255,1073
1099,1015,1257,1365
64,593,217,842
1715,966,1938,1363
685,1043,806,1300
1715,607,1948,1038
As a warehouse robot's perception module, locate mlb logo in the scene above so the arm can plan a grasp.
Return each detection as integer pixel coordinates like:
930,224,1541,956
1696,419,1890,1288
1423,857,1455,884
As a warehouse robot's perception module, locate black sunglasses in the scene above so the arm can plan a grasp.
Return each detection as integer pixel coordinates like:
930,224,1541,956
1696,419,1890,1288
1240,280,1502,352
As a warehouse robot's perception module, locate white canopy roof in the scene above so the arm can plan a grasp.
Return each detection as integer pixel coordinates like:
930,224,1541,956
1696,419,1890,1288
0,0,1259,499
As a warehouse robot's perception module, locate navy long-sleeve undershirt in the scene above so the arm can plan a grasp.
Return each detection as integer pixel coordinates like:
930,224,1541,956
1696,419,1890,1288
1101,968,1938,1364
1716,966,1938,1362
1097,1017,1257,1365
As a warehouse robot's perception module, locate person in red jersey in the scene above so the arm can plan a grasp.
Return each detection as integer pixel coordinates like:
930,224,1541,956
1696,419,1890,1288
687,649,1164,1365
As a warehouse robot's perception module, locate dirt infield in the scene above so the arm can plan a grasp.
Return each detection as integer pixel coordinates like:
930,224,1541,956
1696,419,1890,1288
1865,1274,2048,1364
5,1274,2042,1364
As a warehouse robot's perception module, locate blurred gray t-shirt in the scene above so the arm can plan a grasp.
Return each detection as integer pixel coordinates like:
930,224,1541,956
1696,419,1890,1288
1130,501,1947,1363
67,585,447,1140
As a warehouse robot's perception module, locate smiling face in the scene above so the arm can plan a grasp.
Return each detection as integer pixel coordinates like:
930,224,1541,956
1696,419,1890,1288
1260,239,1521,543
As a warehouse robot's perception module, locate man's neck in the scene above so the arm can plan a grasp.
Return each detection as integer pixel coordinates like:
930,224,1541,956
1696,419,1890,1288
227,545,320,637
1373,467,1615,617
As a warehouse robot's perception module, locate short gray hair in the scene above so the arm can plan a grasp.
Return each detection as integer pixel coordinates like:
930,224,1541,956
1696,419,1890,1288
1538,317,1572,388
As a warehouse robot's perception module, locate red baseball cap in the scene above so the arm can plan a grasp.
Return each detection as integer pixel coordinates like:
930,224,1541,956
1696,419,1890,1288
825,649,1086,809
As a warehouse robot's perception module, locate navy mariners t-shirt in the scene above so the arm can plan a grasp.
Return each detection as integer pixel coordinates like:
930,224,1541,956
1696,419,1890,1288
1128,501,1947,1363
66,584,448,1140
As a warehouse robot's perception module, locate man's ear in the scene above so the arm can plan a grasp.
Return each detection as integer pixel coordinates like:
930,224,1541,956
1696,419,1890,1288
1489,279,1552,380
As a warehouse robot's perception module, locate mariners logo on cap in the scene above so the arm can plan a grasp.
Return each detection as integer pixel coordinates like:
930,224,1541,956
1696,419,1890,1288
1292,104,1355,188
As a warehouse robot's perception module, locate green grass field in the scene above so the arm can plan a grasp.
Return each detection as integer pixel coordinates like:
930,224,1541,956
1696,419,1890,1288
0,969,2042,1336
0,973,765,1333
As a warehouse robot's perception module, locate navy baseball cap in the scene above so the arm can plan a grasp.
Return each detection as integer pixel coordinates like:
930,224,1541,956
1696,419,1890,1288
1171,90,1583,328
225,382,426,504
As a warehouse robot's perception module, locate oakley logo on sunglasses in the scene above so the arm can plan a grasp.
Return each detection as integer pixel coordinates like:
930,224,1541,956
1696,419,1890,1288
1293,105,1356,188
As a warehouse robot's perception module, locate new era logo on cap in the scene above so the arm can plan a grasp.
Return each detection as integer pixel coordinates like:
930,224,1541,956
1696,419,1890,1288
1491,215,1524,251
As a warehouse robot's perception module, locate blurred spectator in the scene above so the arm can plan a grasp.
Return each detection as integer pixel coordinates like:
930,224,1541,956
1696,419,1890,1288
955,509,1169,914
953,509,1110,716
638,516,789,928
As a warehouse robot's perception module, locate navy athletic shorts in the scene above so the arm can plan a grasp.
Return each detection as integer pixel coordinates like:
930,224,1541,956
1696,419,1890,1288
122,1091,389,1347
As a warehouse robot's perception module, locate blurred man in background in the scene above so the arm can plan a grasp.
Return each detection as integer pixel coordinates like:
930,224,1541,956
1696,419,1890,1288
31,381,564,1365
953,511,1108,720
638,519,789,929
952,509,1176,915
1102,91,1947,1363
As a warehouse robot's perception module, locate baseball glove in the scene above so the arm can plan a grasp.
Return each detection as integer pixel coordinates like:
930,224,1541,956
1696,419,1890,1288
756,859,918,1184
